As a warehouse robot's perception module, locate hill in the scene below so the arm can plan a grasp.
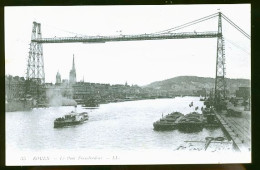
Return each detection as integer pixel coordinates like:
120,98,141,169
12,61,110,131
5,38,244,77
144,76,250,95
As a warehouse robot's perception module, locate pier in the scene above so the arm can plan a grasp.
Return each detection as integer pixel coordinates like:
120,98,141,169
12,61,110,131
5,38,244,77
215,106,251,152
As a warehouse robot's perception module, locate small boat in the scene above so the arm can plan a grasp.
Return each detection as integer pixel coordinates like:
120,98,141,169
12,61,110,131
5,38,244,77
200,98,205,101
153,112,184,131
54,111,88,128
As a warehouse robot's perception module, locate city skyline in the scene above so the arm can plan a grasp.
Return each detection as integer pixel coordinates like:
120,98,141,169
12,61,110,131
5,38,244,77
5,5,250,86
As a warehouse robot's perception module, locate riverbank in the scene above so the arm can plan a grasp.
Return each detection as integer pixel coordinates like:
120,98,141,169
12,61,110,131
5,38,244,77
6,97,77,112
5,100,33,112
78,95,196,108
6,95,205,112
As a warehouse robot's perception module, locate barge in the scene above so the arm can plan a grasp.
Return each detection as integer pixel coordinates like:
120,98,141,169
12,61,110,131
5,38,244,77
153,112,184,131
153,109,220,132
177,112,205,132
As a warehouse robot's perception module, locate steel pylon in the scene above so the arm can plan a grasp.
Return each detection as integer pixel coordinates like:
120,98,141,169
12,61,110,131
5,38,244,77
214,12,226,101
26,21,45,83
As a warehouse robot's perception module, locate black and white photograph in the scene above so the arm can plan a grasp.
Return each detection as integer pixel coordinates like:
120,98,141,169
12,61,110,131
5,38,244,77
5,4,251,165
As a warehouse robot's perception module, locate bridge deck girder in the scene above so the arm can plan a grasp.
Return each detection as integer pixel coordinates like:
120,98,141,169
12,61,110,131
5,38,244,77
32,31,220,43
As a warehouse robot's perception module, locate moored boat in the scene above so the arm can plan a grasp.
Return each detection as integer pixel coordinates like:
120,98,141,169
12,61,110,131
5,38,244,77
200,97,206,101
153,112,184,131
177,112,204,132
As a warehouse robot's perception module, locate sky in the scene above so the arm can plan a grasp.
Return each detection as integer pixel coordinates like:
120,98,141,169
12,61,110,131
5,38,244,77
5,4,251,86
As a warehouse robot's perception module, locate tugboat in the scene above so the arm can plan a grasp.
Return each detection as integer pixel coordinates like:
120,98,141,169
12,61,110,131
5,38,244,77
177,112,204,132
54,111,88,128
153,112,184,131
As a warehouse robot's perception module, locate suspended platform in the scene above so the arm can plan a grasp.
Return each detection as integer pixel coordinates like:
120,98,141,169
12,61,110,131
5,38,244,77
31,31,219,44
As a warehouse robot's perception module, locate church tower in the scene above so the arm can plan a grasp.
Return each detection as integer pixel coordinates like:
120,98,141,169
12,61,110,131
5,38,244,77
69,54,77,84
56,71,61,84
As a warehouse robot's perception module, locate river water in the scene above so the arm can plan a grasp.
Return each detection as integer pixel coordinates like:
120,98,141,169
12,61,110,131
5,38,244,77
6,97,233,153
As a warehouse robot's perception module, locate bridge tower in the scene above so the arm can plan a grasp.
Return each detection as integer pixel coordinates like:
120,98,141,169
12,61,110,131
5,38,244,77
26,21,45,83
214,12,226,102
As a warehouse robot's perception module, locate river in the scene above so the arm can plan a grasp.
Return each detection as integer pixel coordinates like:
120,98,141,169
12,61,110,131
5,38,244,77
6,97,233,154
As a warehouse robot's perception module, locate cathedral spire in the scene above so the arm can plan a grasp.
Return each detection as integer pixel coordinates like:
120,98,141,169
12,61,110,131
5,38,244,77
69,54,77,84
56,70,61,84
72,54,75,70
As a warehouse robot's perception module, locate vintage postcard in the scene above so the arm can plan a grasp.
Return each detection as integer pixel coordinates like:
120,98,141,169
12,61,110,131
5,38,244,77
5,4,251,165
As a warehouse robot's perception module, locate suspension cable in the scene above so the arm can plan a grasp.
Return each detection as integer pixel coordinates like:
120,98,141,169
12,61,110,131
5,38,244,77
221,13,251,40
225,37,250,55
152,12,219,34
42,23,86,37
